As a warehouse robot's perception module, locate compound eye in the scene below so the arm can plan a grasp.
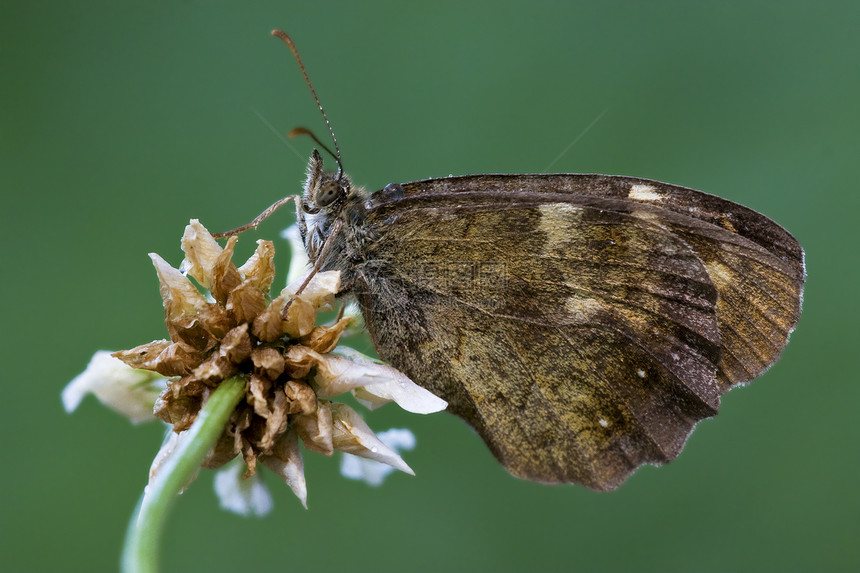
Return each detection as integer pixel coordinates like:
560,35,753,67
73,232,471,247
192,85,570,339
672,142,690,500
316,181,342,207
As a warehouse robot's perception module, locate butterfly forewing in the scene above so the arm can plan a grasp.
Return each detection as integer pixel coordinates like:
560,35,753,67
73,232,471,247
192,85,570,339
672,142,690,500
333,174,803,489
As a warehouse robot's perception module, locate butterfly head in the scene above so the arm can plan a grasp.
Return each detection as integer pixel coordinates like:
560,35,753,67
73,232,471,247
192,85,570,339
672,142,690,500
301,148,353,215
298,149,366,262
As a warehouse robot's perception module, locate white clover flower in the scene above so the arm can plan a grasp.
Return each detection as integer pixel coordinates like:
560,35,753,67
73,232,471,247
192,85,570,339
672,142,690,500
330,346,448,414
282,224,310,285
340,429,418,486
290,345,448,415
214,460,274,517
62,351,165,424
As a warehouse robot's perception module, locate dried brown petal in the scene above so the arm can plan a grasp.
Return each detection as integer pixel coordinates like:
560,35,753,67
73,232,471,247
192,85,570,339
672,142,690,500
168,373,207,398
184,324,251,386
251,347,285,379
211,235,243,305
113,340,203,377
284,380,317,415
112,340,171,369
283,345,318,379
226,280,267,324
180,219,223,289
251,295,288,342
150,253,209,322
300,317,353,354
166,316,218,353
190,354,236,386
295,400,333,455
230,406,253,461
202,429,242,469
330,403,414,475
261,428,307,508
247,374,272,419
238,240,276,292
154,389,200,432
155,342,205,375
220,324,252,364
259,387,289,453
283,296,316,339
241,439,258,477
193,303,236,342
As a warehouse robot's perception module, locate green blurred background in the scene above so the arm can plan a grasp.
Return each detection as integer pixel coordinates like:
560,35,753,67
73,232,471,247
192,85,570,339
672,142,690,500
2,1,857,572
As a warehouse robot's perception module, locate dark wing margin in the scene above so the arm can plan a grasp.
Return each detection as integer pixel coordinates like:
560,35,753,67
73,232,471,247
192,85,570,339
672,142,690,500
353,174,804,489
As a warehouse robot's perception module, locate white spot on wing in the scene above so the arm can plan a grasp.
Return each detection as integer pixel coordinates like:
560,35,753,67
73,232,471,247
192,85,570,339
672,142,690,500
598,418,608,428
636,369,646,378
565,295,603,323
629,184,662,202
705,260,734,288
538,203,583,234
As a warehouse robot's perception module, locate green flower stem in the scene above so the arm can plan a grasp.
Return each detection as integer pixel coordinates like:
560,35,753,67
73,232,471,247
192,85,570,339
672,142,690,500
121,376,246,573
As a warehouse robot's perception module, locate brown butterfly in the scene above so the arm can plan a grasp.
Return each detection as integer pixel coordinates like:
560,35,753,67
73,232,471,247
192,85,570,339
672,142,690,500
229,31,805,491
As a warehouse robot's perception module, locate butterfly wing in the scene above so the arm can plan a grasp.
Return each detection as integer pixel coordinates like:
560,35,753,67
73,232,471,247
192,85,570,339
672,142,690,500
348,174,804,490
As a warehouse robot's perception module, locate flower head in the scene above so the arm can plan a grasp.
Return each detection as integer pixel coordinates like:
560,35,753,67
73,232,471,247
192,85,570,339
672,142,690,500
91,219,446,509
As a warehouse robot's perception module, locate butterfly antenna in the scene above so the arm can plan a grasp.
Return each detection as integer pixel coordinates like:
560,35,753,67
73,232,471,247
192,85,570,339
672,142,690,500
272,30,345,182
287,126,339,165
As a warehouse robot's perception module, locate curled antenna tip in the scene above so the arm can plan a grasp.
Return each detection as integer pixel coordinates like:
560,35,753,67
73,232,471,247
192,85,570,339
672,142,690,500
271,30,298,52
288,127,340,165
